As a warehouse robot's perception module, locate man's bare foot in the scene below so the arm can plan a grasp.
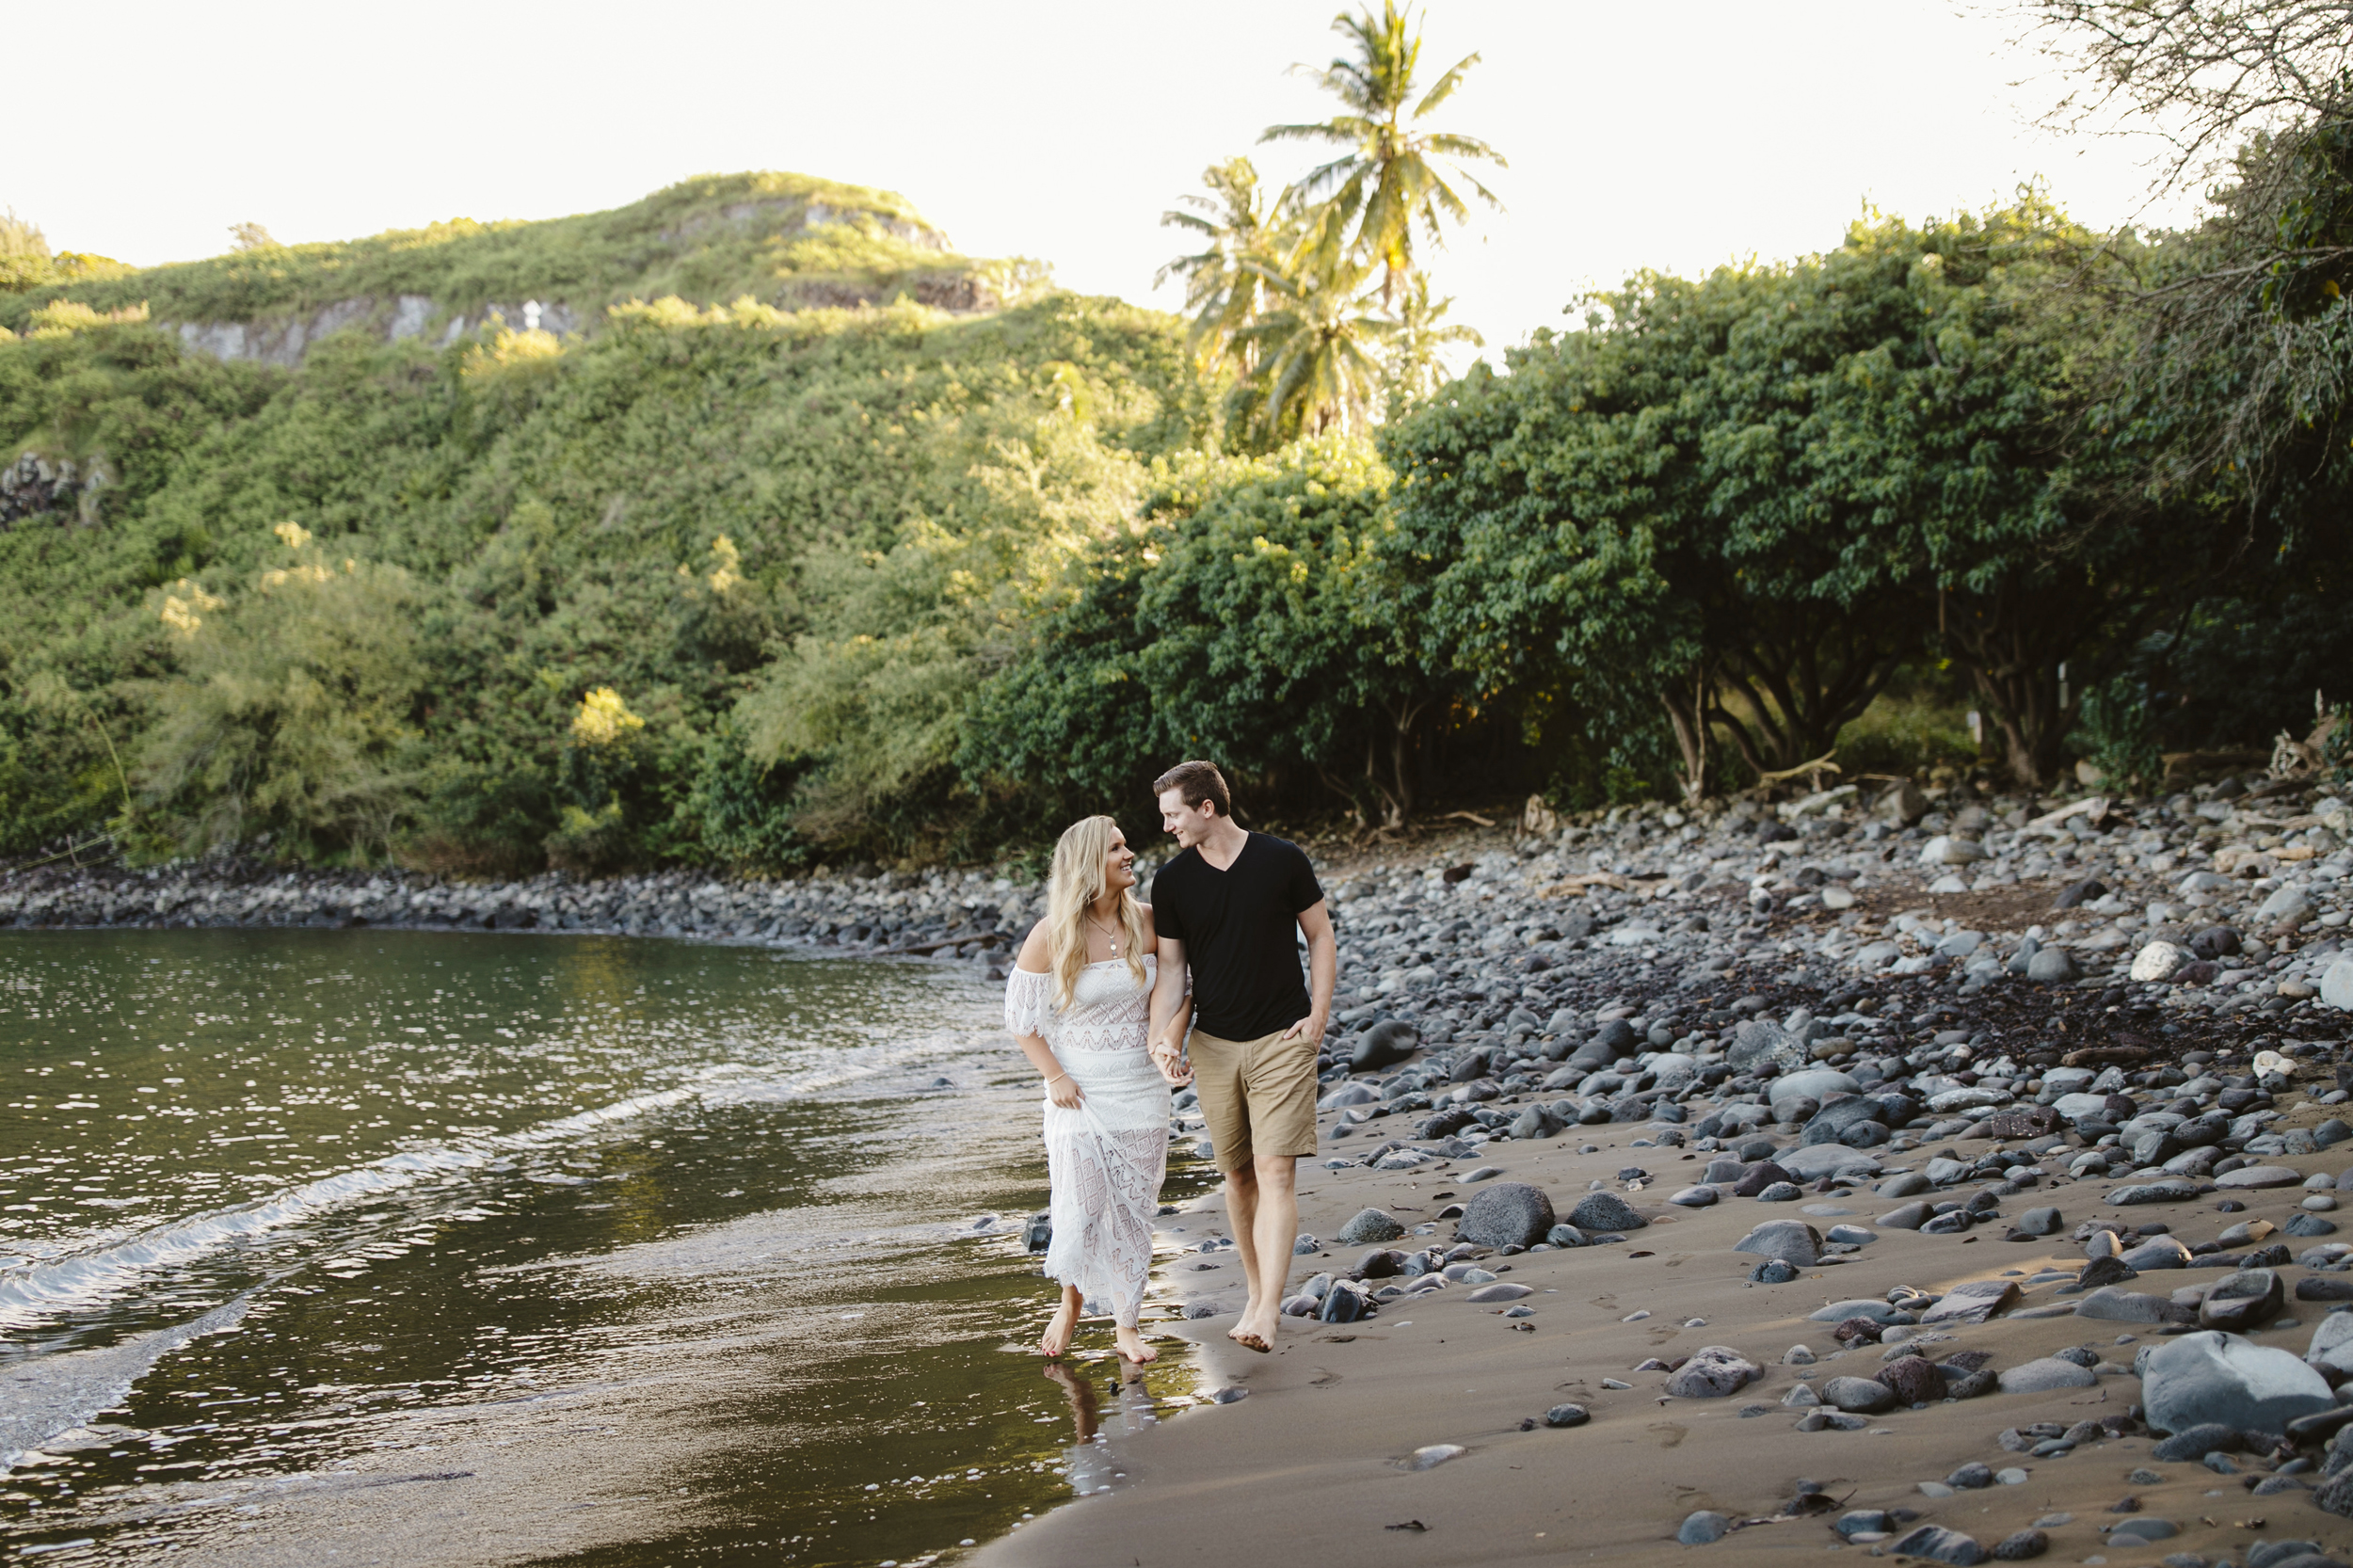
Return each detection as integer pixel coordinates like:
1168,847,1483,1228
1114,1325,1159,1363
1040,1298,1080,1358
1231,1308,1278,1352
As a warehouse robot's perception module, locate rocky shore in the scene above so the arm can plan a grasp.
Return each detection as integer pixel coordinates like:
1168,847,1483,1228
15,773,2353,1563
989,776,2353,1567
0,856,1044,964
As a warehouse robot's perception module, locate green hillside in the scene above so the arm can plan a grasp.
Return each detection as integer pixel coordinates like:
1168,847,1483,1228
0,174,1206,871
0,172,1040,345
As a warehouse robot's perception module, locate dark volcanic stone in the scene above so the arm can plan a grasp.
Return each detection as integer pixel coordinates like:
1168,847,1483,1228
1888,1525,1984,1564
1564,1192,1646,1232
1733,1160,1795,1197
1880,1355,1947,1403
1457,1182,1558,1249
1353,1018,1419,1072
1337,1208,1407,1244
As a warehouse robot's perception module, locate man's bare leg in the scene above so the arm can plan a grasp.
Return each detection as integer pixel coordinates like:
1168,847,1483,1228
1223,1160,1263,1345
1233,1152,1296,1349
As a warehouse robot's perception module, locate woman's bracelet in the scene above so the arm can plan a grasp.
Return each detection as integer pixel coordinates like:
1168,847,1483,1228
1046,1072,1070,1086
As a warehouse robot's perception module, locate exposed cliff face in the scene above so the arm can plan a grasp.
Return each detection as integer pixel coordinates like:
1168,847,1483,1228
8,172,1007,367
167,296,590,367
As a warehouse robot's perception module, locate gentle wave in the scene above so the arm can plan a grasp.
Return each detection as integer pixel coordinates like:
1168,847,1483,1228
0,1032,971,1334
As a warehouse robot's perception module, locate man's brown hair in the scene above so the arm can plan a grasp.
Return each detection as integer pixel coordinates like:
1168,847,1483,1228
1152,760,1232,819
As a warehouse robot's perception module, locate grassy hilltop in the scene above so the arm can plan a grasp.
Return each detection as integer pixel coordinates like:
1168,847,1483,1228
0,172,1039,338
0,174,1209,872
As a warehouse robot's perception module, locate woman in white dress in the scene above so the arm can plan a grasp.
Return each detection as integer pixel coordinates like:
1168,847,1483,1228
1006,815,1191,1362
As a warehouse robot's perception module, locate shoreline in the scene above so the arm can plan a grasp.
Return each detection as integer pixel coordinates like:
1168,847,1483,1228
14,776,2353,1563
1003,776,2353,1564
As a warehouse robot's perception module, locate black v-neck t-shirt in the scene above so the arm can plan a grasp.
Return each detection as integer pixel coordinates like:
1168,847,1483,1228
1149,832,1324,1040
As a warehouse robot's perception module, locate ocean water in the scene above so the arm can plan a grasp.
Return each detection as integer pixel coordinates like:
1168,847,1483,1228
0,928,1205,1564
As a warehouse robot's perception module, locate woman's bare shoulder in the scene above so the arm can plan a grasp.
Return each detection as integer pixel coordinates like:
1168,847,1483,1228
1015,920,1053,974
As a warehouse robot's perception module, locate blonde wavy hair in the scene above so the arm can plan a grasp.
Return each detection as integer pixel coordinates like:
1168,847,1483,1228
1047,815,1149,1010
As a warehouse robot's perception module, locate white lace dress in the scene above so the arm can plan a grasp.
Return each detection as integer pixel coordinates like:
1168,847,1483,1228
1005,957,1170,1328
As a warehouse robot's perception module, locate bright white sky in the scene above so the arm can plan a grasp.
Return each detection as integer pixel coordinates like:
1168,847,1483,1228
15,0,2202,354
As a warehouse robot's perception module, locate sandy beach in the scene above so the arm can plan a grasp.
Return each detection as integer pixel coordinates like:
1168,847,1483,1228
984,1107,2353,1566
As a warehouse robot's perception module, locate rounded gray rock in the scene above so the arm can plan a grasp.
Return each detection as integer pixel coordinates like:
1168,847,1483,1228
1733,1219,1824,1268
1457,1182,1558,1249
1996,1357,2098,1394
1666,1345,1762,1400
1677,1510,1732,1544
1337,1208,1407,1244
2141,1329,2333,1437
1821,1375,1898,1414
1564,1192,1646,1231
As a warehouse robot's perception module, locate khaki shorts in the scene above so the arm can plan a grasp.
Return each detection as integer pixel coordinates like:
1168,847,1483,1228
1188,1025,1319,1174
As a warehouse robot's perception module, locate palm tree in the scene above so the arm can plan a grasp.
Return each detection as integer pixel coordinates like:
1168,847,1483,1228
1382,272,1482,413
1240,256,1393,441
1262,1,1506,307
1156,158,1302,378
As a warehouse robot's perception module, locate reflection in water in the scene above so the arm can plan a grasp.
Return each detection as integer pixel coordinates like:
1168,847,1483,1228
1041,1359,1160,1499
0,929,1210,1565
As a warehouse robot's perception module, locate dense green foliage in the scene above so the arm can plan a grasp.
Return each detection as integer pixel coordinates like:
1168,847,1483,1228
9,0,2353,871
0,279,1206,867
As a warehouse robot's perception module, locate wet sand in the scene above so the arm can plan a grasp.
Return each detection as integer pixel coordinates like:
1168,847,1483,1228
983,1111,2353,1566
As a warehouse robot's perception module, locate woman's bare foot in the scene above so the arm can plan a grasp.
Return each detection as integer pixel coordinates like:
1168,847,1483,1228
1040,1296,1080,1358
1114,1325,1159,1363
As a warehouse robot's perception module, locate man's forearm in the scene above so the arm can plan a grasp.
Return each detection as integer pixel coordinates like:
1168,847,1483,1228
1308,932,1337,1016
1149,974,1186,1048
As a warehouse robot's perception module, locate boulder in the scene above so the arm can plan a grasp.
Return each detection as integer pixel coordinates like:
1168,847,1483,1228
1352,1018,1419,1072
1880,1354,1946,1404
1780,1143,1881,1180
1879,1201,1931,1230
2139,1330,2334,1437
1821,1375,1899,1415
2107,1177,2201,1205
1337,1208,1407,1244
2025,947,2080,984
2323,957,2353,1011
1801,1096,1886,1146
2200,1269,2285,1332
1456,1182,1558,1249
1888,1525,1985,1565
1665,1345,1762,1400
1733,1160,1796,1197
1808,1298,1912,1324
2217,1165,2306,1190
1732,1220,1824,1268
1922,1279,2022,1325
2148,1422,2244,1462
2078,1287,2192,1324
1996,1357,2098,1394
2309,1313,2353,1378
1564,1192,1646,1232
1769,1068,1860,1106
1728,1018,1805,1071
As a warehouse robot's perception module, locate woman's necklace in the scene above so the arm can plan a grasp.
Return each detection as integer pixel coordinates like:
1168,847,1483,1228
1087,911,1120,957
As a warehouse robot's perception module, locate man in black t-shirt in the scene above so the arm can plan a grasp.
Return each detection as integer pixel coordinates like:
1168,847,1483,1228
1146,760,1336,1354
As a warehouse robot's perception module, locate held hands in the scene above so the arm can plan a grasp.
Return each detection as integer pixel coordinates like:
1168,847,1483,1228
1148,1036,1194,1087
1046,1071,1085,1110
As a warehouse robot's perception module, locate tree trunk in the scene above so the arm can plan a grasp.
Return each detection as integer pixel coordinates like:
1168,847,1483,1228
1659,672,1710,807
1938,577,2096,790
